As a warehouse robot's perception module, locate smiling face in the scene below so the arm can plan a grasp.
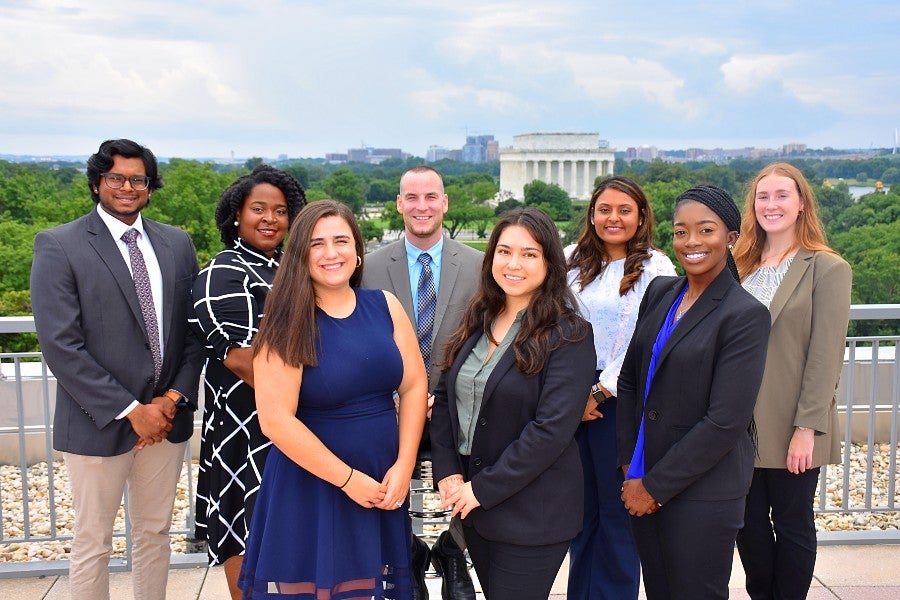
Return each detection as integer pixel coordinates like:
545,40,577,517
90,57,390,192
307,215,358,292
754,173,804,242
673,200,738,282
96,155,150,225
236,183,289,256
491,224,548,311
592,188,641,259
397,169,449,249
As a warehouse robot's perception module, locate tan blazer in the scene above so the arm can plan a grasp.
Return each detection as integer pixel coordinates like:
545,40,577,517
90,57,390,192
751,249,852,468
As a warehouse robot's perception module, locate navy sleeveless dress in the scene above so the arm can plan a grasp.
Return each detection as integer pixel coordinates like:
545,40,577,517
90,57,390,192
238,288,412,599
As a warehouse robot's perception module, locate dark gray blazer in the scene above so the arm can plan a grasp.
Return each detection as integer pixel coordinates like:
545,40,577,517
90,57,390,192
361,235,483,392
616,269,771,504
31,208,203,456
430,319,596,545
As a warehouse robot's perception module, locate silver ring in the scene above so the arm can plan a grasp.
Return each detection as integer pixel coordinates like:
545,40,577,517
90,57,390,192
395,501,402,507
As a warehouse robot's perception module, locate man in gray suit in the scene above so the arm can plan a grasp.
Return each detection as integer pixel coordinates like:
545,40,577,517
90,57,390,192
31,139,203,600
362,165,482,600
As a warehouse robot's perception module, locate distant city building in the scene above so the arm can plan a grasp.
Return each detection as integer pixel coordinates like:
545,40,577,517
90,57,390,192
334,146,406,164
485,139,500,162
782,142,808,155
500,133,615,200
462,134,495,163
426,145,450,162
448,149,463,161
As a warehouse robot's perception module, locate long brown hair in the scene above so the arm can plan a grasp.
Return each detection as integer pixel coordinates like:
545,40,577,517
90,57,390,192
253,200,365,367
443,208,589,376
566,176,656,295
733,162,836,279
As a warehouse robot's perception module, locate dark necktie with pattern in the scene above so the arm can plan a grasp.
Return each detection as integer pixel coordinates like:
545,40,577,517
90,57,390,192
121,228,161,387
416,252,437,372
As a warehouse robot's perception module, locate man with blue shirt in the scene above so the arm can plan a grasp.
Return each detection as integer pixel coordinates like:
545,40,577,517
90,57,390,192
362,165,482,600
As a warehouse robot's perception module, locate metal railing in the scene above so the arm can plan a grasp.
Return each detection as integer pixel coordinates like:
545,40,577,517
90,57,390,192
0,306,897,577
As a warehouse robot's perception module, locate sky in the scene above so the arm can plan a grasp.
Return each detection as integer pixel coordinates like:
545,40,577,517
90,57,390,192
1,0,898,159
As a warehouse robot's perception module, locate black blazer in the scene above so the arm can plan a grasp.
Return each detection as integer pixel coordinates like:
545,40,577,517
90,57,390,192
31,209,204,456
430,317,596,546
615,269,770,504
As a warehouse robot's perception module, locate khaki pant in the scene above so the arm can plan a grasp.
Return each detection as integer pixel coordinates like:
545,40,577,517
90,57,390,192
64,440,187,600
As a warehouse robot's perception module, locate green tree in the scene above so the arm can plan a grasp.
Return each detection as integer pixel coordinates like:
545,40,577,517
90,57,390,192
832,191,900,231
358,218,384,243
281,164,310,188
322,168,365,214
523,180,572,220
444,185,494,238
494,198,522,216
0,221,44,292
880,167,900,185
367,179,398,205
381,201,404,232
0,290,37,353
244,157,264,170
146,159,235,264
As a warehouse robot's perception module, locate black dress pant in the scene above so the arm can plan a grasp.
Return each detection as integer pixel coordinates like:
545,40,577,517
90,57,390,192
736,467,820,600
463,525,569,600
630,495,745,600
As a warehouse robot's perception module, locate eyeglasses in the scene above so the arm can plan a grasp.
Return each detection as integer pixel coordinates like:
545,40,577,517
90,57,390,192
101,172,151,191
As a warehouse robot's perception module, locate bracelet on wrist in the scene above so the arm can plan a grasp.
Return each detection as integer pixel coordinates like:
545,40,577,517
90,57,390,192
339,467,354,489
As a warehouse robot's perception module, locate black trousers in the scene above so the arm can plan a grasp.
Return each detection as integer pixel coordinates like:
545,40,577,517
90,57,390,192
736,467,820,600
630,495,745,600
463,526,569,600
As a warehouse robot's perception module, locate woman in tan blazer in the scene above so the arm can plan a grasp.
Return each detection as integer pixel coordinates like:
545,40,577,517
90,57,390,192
734,163,852,600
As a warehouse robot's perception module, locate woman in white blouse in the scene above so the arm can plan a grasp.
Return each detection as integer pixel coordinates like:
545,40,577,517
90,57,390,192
565,177,675,600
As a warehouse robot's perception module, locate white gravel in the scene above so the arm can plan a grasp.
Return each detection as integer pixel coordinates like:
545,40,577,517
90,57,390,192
1,443,897,562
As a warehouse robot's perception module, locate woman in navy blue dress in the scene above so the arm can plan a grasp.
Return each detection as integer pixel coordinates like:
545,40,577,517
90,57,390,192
238,200,428,599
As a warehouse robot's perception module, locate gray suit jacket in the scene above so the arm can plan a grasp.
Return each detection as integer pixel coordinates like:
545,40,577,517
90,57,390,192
31,208,204,456
361,235,483,392
752,249,852,468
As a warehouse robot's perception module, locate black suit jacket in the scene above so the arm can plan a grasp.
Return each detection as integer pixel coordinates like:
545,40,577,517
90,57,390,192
31,208,203,456
430,318,596,545
616,269,770,504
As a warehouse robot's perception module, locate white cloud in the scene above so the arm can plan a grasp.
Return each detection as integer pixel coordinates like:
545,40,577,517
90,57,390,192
720,53,804,93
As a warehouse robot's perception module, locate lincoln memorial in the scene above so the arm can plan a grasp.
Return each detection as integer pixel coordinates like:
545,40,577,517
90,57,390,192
499,133,615,200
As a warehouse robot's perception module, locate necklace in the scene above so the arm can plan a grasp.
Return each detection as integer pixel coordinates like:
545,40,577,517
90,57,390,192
674,292,697,321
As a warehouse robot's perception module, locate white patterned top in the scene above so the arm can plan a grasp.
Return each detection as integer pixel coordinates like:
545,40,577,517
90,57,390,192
742,257,795,309
565,247,676,396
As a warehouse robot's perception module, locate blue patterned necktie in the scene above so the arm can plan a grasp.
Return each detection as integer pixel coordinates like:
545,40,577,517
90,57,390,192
416,252,437,372
122,228,161,387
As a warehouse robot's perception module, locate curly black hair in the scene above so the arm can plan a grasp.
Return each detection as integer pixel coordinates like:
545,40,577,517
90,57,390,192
86,139,162,203
215,164,307,247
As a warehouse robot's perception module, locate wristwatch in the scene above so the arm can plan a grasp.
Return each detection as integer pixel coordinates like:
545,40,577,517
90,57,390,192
164,389,186,409
591,383,607,403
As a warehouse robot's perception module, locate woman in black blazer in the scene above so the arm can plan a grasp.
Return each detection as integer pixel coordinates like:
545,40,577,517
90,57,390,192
430,207,596,600
616,186,771,599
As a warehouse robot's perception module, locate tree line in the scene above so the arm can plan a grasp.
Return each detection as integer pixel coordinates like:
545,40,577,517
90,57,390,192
0,154,897,351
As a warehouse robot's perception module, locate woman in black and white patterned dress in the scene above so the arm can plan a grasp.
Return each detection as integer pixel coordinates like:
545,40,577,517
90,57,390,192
190,165,305,599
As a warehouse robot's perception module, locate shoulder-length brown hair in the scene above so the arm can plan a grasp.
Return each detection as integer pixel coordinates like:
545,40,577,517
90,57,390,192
566,176,656,295
443,207,589,376
733,162,836,279
253,200,365,367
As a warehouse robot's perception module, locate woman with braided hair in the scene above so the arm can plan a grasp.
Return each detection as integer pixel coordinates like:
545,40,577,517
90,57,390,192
616,185,771,599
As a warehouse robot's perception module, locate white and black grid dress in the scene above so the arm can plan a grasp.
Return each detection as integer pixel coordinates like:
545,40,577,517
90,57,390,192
190,238,279,566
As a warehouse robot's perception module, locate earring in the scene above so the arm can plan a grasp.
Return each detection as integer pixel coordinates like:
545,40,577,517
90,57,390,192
639,220,644,227
728,244,734,251
234,220,239,226
356,256,362,268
